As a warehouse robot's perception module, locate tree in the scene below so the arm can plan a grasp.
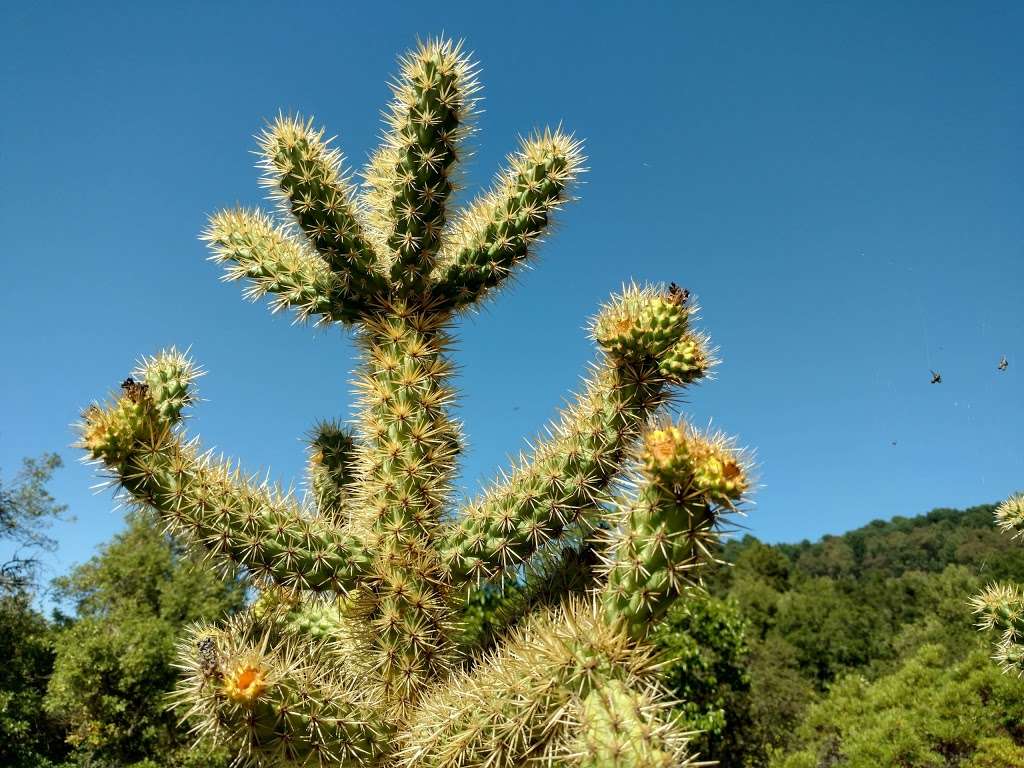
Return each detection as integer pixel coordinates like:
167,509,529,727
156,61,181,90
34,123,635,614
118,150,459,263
0,591,68,767
45,510,245,767
0,453,68,593
774,643,1024,768
0,453,69,767
77,36,755,767
652,594,754,767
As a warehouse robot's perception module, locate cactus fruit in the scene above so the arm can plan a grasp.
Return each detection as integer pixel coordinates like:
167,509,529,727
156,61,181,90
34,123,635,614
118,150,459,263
972,493,1024,675
79,38,752,767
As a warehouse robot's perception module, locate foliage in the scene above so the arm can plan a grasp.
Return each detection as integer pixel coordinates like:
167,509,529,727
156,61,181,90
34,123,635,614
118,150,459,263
0,591,67,768
0,453,69,593
76,37,754,767
774,643,1024,768
704,503,1024,765
651,594,753,767
44,510,245,767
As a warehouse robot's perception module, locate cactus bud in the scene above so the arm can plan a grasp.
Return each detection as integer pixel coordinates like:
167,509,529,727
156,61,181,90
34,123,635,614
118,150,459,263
594,285,690,363
641,423,747,503
135,348,201,423
224,662,268,704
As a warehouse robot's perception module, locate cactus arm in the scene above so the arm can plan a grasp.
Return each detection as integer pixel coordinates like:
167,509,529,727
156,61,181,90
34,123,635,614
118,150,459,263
306,420,358,525
362,39,478,292
397,600,677,768
564,680,690,768
80,361,370,594
600,424,748,642
440,286,711,585
258,116,387,306
175,615,389,767
204,208,363,324
430,131,583,311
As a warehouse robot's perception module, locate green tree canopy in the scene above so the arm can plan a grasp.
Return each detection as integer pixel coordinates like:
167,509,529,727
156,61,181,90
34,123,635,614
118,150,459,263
45,509,246,767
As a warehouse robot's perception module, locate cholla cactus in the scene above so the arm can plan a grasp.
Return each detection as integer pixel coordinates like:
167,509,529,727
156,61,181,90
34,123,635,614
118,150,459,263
78,38,752,768
972,493,1024,675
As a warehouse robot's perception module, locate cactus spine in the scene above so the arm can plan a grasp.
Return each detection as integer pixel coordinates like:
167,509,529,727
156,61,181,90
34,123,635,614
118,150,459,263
972,493,1024,675
79,38,751,767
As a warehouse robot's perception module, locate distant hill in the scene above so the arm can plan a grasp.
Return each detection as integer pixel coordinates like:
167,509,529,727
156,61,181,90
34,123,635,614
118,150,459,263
721,502,1022,582
695,501,1024,767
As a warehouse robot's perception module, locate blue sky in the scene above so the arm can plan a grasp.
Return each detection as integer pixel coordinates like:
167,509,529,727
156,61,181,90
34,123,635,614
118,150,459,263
2,1,1021,588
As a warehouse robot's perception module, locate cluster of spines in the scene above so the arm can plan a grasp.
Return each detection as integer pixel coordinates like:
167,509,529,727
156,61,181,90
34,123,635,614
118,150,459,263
366,38,479,289
971,492,1024,675
433,129,584,308
258,115,385,301
76,37,755,768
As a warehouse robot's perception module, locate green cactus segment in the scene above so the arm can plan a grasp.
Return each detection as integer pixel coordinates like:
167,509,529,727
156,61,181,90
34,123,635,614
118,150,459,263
432,131,584,309
368,39,478,291
601,424,747,641
593,285,711,385
397,601,661,768
174,617,388,767
569,680,689,768
258,116,385,300
351,306,462,706
80,385,370,593
441,289,711,585
205,208,358,323
134,348,201,424
972,580,1024,674
308,421,357,525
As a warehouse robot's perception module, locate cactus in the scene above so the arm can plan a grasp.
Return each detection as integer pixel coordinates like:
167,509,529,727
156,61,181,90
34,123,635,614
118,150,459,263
971,493,1024,675
78,38,752,768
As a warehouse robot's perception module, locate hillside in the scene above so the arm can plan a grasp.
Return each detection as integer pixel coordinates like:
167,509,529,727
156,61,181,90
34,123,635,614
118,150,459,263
681,501,1024,767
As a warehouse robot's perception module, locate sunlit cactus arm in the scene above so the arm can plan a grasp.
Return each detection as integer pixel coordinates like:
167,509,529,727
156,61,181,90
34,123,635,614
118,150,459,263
258,116,387,305
79,353,370,593
397,600,664,768
175,614,389,767
600,423,748,641
431,130,584,310
560,680,692,768
362,39,478,291
440,286,712,585
204,208,359,324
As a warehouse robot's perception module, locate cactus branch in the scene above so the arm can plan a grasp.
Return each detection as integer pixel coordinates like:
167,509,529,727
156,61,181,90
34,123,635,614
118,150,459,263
431,130,584,310
601,423,748,641
80,377,370,594
364,39,479,292
258,116,387,304
205,208,361,324
441,286,711,585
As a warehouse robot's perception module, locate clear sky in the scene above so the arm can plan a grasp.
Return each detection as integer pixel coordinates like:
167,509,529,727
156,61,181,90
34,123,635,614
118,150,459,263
2,1,1021,588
